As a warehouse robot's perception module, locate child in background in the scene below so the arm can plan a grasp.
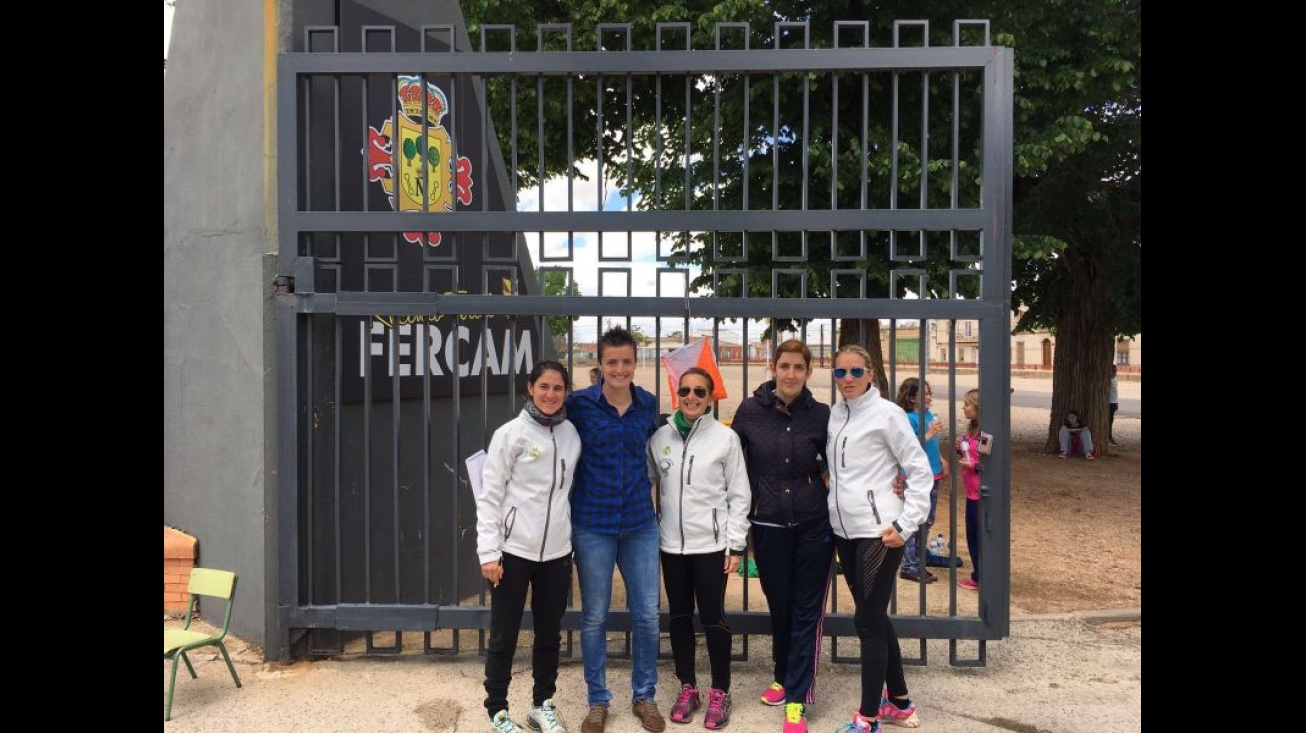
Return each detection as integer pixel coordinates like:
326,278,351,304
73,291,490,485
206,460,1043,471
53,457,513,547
956,390,982,591
1058,410,1096,460
894,378,947,584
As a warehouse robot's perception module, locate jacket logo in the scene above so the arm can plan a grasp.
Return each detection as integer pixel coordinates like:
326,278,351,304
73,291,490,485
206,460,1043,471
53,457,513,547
658,457,673,476
527,446,542,460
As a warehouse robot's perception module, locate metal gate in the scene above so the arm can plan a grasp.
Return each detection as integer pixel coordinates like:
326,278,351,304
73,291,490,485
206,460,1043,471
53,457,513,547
274,16,1013,666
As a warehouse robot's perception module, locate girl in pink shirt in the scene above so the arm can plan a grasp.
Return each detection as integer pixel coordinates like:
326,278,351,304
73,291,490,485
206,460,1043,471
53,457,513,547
956,390,982,591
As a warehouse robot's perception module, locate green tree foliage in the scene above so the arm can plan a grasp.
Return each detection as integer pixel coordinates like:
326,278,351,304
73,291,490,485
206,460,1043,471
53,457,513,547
538,267,580,353
465,1,1140,449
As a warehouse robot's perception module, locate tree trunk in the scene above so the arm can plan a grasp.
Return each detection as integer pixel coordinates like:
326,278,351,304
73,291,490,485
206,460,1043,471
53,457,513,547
837,318,890,396
1045,241,1117,455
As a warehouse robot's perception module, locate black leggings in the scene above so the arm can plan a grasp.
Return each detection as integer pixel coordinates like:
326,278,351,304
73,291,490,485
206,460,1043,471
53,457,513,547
661,550,732,691
483,552,572,717
834,536,908,716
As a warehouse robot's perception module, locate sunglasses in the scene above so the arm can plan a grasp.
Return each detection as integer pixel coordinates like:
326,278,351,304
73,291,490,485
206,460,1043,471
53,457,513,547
832,367,866,379
677,386,709,398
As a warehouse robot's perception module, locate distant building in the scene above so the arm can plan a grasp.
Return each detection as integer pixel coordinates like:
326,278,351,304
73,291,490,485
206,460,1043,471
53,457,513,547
933,312,1142,373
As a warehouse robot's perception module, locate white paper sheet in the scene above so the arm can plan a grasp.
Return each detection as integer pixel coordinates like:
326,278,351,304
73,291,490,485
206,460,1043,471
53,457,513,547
465,450,488,502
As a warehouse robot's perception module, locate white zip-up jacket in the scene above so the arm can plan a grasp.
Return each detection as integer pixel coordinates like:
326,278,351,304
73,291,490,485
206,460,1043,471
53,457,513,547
476,409,582,565
826,386,934,542
647,413,752,555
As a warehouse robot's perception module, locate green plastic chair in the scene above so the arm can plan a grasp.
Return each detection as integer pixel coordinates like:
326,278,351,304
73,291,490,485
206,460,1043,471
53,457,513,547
164,568,242,721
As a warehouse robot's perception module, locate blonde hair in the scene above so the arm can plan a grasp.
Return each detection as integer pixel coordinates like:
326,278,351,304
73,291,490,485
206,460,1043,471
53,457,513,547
964,388,981,434
834,343,872,368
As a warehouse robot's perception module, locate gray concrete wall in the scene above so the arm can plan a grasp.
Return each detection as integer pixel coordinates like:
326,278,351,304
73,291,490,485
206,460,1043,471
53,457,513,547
164,0,285,650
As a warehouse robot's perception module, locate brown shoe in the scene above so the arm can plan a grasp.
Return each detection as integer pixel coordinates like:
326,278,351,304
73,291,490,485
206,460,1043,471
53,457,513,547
633,699,666,732
581,704,608,733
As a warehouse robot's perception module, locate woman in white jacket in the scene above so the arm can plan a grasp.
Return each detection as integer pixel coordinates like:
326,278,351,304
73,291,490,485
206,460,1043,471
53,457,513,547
476,360,581,733
648,367,751,730
825,346,934,733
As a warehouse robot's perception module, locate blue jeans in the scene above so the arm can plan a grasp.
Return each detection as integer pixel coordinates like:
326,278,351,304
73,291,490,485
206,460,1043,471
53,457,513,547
572,523,661,707
900,479,941,576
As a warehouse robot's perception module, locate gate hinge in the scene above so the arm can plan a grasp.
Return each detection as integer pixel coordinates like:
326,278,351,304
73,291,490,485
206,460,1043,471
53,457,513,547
273,275,295,294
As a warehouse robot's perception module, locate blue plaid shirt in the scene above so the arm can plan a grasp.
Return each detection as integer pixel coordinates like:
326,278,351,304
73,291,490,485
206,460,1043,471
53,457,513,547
565,383,660,533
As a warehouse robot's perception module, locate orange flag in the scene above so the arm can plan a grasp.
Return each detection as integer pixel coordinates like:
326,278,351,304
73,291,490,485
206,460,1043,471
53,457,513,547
663,338,728,409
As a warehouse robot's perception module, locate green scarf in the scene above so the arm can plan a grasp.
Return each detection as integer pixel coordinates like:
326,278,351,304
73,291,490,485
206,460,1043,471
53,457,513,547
672,408,709,438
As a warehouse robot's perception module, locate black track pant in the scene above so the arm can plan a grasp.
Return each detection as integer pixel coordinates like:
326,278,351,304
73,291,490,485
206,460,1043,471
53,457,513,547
834,536,908,716
661,549,732,691
483,552,572,717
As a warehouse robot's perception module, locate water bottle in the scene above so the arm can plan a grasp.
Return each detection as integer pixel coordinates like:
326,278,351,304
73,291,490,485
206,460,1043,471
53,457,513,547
929,533,945,556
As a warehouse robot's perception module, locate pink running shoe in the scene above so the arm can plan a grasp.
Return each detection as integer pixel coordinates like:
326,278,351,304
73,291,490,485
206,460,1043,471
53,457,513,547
878,698,921,728
759,682,785,706
670,683,701,724
958,577,979,590
703,688,731,729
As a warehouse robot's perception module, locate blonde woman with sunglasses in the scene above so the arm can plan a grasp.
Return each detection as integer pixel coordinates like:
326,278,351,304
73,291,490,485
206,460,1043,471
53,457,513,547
826,345,934,733
647,367,751,730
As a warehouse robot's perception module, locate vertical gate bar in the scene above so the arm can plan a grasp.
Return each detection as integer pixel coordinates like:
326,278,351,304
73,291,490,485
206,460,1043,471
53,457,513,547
275,300,299,659
333,317,343,606
654,35,663,260
919,41,931,259
794,23,804,214
332,73,341,213
564,27,574,263
479,296,495,655
302,74,313,212
978,47,1014,638
536,23,545,253
741,24,750,266
887,318,899,617
682,58,691,215
830,31,839,236
860,44,868,259
305,310,315,606
771,26,779,260
450,294,464,654
274,52,300,655
391,321,402,604
889,61,900,255
421,319,432,603
624,36,634,271
944,319,958,617
713,26,722,220
950,62,960,258
738,312,750,657
913,319,930,664
596,38,604,263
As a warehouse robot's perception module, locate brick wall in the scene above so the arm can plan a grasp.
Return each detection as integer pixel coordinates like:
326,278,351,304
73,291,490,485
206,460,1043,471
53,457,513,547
164,527,197,613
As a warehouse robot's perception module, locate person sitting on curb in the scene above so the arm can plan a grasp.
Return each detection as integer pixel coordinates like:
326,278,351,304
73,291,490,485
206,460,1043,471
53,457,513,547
1058,410,1096,460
